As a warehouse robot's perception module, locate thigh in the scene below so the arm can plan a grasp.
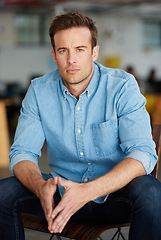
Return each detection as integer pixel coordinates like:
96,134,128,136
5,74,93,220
0,173,55,217
72,175,161,225
72,186,132,224
117,174,161,206
100,175,161,223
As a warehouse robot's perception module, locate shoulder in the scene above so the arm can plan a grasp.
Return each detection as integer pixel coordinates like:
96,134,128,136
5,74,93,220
30,69,60,88
96,62,132,82
95,62,138,92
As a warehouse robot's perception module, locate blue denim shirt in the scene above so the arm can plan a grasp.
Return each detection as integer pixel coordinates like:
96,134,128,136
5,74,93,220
9,62,157,203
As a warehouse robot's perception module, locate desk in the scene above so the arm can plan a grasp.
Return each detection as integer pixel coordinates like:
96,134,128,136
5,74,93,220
0,100,11,167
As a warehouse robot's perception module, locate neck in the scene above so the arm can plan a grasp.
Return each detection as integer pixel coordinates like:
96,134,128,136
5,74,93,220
63,64,94,99
63,79,91,100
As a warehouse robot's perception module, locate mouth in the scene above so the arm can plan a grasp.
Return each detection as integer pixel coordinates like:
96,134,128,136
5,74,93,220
66,68,80,74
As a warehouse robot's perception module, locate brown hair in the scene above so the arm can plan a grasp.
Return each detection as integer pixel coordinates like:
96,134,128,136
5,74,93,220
49,12,98,50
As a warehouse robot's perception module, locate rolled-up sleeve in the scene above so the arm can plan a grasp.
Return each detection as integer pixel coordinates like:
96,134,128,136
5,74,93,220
9,83,45,174
116,76,157,174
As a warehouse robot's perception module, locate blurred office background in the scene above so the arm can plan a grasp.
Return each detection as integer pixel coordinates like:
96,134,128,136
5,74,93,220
0,0,161,89
0,1,161,238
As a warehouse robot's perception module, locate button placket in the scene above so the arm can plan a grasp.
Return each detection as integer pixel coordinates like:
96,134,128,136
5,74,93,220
75,99,85,161
81,163,95,183
78,129,81,134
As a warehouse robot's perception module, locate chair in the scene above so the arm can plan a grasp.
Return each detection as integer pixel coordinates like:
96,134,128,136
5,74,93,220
22,124,161,240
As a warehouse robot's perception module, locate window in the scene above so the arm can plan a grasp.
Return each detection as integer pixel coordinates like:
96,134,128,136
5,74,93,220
15,14,52,46
143,21,161,48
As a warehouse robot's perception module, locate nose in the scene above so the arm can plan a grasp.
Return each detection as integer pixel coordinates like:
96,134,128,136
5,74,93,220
67,51,76,65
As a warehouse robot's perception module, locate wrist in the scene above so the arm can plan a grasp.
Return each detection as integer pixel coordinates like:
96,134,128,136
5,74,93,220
82,181,99,202
34,179,47,199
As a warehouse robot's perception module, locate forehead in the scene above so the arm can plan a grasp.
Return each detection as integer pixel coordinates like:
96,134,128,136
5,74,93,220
54,27,92,47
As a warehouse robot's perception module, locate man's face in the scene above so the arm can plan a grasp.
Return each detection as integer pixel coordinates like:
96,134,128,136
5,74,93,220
52,27,99,89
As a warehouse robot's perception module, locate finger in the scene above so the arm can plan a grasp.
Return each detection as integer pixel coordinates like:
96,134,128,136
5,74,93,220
58,215,71,233
51,198,74,233
52,176,59,185
48,217,53,232
48,177,58,186
42,194,54,220
51,209,71,233
52,217,69,233
44,205,52,221
45,198,55,231
51,201,63,219
44,179,57,216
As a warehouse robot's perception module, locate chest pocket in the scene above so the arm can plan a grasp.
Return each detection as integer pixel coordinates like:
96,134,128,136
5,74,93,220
91,120,119,158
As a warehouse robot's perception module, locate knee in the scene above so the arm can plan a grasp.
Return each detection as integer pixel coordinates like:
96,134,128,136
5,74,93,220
0,177,15,207
130,175,161,213
0,176,25,208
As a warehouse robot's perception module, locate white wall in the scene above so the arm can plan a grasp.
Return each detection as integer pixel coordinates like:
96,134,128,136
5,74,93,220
0,12,161,87
0,12,57,87
0,13,14,47
94,15,161,80
0,47,56,87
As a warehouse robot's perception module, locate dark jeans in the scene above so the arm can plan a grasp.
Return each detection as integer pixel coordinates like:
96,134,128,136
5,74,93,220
0,174,161,240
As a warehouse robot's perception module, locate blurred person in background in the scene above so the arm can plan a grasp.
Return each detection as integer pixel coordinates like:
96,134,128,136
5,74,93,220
147,68,157,84
126,65,140,84
146,68,161,93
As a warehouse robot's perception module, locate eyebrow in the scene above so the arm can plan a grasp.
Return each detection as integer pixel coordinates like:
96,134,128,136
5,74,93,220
57,45,87,52
75,45,87,49
57,47,66,52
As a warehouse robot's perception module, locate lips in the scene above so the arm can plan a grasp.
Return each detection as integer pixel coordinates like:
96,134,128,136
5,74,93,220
66,68,80,74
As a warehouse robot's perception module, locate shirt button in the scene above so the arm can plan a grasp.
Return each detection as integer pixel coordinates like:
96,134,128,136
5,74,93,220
80,152,84,156
88,163,91,165
88,94,91,98
77,106,80,110
84,178,88,182
78,129,81,134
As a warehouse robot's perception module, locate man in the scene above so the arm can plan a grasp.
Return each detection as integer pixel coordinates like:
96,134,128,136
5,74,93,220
0,12,161,240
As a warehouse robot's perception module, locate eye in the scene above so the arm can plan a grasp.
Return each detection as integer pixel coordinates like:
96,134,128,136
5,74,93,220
58,49,67,54
77,48,84,52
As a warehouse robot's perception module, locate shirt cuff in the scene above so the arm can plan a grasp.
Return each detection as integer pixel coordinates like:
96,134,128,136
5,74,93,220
124,150,155,174
10,154,39,174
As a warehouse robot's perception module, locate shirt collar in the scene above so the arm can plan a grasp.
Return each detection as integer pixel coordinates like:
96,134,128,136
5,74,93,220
85,62,100,98
59,62,100,99
59,77,69,99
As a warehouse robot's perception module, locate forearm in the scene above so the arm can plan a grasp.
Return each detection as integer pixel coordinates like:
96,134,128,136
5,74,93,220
86,158,146,201
13,160,46,198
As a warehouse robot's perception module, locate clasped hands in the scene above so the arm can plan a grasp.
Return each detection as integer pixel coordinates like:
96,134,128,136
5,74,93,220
39,176,90,234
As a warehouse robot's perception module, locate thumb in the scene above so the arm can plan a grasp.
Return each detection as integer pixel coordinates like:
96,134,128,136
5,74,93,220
48,177,57,185
53,176,59,185
58,177,71,190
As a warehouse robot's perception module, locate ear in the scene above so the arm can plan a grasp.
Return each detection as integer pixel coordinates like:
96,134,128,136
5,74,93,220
51,49,57,65
92,45,99,61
